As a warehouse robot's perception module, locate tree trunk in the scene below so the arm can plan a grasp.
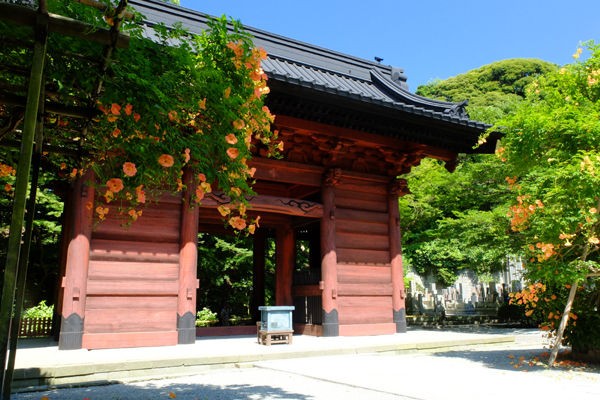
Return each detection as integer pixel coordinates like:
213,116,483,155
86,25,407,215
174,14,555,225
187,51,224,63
548,279,579,367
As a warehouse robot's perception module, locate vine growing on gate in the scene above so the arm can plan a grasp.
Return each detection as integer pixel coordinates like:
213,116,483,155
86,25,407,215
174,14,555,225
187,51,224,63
0,0,281,233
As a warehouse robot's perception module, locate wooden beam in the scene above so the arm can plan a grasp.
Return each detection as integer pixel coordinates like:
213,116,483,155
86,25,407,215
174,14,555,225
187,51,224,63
292,285,321,297
0,93,96,119
251,229,267,321
320,169,339,336
0,3,130,48
177,170,200,344
389,182,407,333
275,223,295,306
274,114,458,162
200,192,323,218
58,172,95,350
0,11,48,396
249,158,324,187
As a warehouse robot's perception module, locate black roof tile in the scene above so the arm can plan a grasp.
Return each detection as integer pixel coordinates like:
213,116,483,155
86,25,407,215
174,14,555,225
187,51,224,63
128,0,494,150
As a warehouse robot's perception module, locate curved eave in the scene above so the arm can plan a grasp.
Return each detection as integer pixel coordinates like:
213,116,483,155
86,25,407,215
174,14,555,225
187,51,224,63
265,64,491,132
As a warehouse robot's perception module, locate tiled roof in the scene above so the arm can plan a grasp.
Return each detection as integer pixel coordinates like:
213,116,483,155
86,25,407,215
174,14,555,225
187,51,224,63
129,0,493,145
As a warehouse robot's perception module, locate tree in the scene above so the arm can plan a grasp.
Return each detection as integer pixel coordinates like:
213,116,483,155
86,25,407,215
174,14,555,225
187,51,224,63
417,59,556,123
1,0,279,231
495,42,600,364
401,59,555,287
400,156,516,286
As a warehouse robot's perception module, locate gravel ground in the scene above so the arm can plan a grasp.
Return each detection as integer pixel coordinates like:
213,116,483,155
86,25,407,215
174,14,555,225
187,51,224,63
11,330,600,400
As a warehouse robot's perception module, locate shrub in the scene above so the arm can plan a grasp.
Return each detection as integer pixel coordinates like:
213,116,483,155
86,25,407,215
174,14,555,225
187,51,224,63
22,300,54,319
195,307,218,327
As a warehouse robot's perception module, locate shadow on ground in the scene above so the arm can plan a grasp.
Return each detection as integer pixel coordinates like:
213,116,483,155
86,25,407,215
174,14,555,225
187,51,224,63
432,347,547,371
13,381,311,400
431,347,600,374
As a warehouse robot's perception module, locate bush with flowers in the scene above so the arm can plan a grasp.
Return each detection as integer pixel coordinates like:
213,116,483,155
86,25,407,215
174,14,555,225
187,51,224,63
494,42,600,362
86,15,279,231
0,1,281,233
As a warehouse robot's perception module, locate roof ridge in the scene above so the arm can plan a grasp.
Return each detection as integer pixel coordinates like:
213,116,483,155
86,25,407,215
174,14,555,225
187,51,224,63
129,0,399,82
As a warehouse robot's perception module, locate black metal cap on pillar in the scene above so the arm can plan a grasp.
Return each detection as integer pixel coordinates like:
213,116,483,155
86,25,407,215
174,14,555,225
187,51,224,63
177,312,196,344
322,309,339,336
58,314,83,350
394,309,407,333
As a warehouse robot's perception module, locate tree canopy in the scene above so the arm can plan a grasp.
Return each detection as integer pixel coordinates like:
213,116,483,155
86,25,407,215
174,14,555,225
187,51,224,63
417,58,556,123
496,42,600,361
400,59,556,286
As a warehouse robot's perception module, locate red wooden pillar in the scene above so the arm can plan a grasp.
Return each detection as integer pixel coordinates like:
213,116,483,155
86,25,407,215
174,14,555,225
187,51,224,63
251,228,266,321
389,179,407,333
178,171,200,344
58,172,94,349
275,222,295,306
321,168,341,336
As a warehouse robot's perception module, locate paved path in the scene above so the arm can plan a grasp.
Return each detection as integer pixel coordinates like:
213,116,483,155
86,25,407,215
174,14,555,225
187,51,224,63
10,329,600,400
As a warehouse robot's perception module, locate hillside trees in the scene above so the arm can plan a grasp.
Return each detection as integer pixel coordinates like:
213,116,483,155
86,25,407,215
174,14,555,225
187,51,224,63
401,59,555,286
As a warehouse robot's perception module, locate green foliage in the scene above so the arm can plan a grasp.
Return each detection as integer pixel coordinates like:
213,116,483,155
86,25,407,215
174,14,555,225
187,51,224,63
498,42,600,351
195,307,218,327
400,59,556,286
400,156,515,286
1,2,278,232
196,234,275,322
417,59,556,124
0,172,64,304
22,300,53,319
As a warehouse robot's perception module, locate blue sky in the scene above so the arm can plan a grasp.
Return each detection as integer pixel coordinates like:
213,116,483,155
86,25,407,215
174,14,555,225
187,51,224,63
180,0,599,92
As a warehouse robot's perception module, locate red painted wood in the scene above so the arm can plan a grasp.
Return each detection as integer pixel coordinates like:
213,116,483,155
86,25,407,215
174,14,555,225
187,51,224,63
60,173,94,319
249,157,324,187
251,229,266,320
335,231,390,251
86,280,179,296
90,239,179,262
335,208,388,224
335,218,388,236
85,296,177,310
337,264,391,284
320,179,338,314
84,308,176,332
179,170,200,318
337,283,393,297
388,189,406,314
196,325,257,337
201,193,323,218
335,191,387,213
338,296,393,324
87,261,179,280
82,331,178,349
92,215,180,242
292,284,321,297
275,223,295,306
275,115,457,162
336,248,391,264
338,295,391,307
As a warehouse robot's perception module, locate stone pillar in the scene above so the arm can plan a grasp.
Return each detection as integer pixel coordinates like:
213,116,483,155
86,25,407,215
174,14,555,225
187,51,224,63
251,228,266,321
177,170,200,344
321,168,341,336
59,172,94,350
275,222,295,306
389,179,408,333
